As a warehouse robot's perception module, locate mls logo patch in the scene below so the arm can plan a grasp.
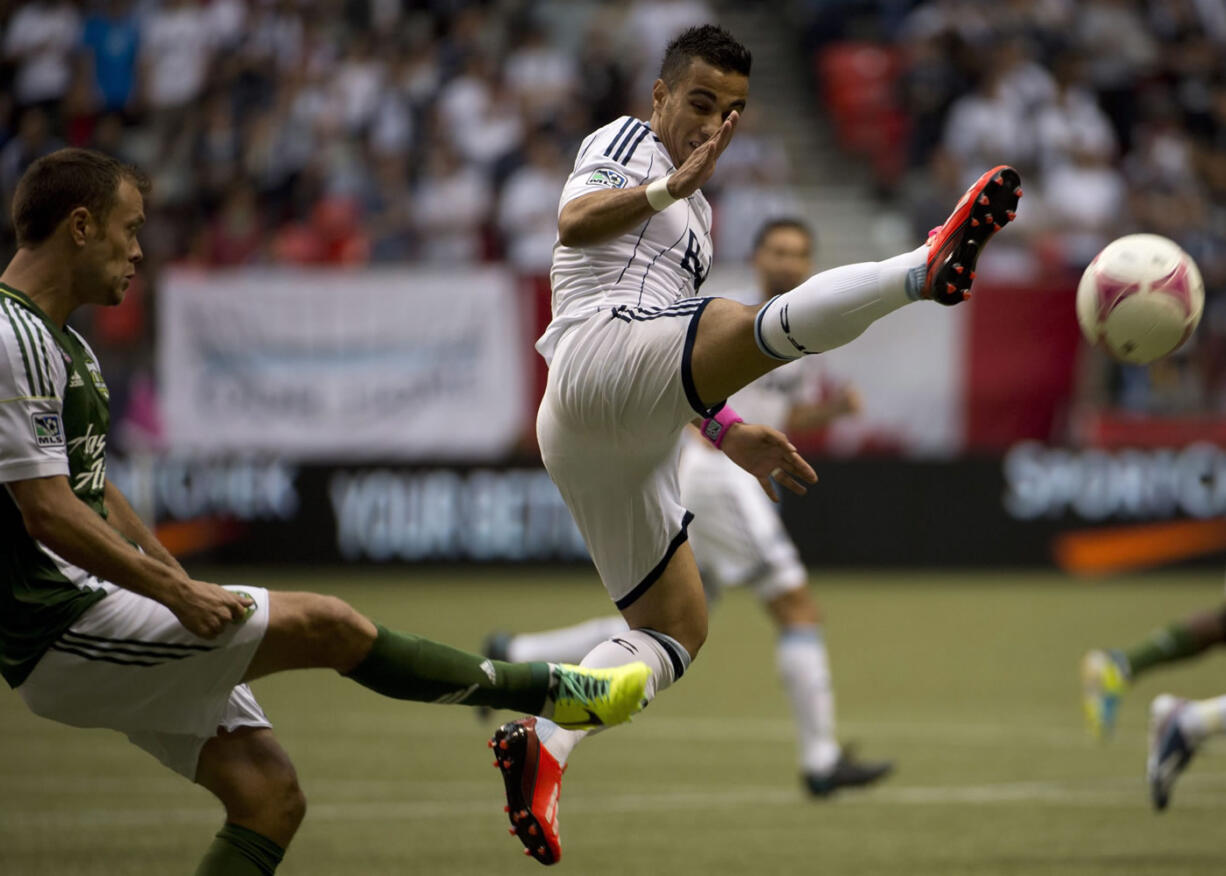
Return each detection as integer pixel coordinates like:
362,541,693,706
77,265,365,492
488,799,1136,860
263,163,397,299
31,412,65,447
586,168,629,190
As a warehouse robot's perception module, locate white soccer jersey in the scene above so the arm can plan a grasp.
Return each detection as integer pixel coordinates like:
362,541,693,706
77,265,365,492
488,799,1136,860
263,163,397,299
537,115,714,363
0,296,70,484
1,289,119,631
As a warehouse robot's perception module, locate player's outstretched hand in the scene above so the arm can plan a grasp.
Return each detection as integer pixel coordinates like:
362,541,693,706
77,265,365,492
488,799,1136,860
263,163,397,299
169,580,254,639
667,110,739,200
720,421,817,501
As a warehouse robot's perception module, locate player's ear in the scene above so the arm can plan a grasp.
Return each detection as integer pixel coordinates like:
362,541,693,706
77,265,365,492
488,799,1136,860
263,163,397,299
67,207,92,247
651,78,669,112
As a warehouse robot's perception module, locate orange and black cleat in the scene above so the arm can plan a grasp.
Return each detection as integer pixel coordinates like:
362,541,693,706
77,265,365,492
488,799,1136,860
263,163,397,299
490,717,564,865
923,165,1022,305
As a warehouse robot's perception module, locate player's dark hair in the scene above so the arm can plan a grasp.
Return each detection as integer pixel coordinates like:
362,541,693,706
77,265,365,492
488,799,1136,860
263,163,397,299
753,217,814,253
659,25,752,87
11,148,150,247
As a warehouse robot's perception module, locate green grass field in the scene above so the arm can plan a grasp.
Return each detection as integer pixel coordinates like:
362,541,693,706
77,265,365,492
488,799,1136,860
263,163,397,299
3,568,1225,875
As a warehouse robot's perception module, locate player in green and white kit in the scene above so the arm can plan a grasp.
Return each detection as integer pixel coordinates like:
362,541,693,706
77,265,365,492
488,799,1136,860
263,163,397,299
0,148,650,875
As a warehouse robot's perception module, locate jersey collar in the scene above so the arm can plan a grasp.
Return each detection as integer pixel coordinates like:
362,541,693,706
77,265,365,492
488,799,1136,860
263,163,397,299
0,282,71,339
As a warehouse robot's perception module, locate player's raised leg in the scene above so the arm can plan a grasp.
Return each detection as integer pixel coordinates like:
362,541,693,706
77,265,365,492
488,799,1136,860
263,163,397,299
1082,604,1226,740
686,166,1022,406
247,591,649,729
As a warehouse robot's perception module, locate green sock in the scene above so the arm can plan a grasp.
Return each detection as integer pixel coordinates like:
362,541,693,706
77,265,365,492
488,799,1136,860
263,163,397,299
1122,623,1202,677
194,823,284,876
345,624,552,713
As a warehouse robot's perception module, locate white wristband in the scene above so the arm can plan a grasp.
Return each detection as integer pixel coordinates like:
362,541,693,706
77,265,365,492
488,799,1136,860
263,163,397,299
645,175,678,211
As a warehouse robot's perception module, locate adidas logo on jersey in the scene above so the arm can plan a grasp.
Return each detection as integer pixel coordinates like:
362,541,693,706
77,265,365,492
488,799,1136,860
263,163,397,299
68,371,84,388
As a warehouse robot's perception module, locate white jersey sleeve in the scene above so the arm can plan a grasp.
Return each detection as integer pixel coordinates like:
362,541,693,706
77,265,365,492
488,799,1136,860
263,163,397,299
558,116,665,212
0,297,69,484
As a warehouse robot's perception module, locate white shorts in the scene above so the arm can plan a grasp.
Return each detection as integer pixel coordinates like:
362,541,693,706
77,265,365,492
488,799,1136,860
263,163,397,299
679,440,807,602
539,299,717,608
18,585,272,780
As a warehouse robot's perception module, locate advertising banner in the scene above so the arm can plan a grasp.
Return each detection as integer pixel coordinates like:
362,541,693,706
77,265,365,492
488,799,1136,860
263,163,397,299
109,446,1226,571
159,267,529,460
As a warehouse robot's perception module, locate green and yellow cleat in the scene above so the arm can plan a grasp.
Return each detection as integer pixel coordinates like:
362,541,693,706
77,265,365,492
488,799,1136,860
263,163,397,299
1081,649,1130,741
544,661,651,730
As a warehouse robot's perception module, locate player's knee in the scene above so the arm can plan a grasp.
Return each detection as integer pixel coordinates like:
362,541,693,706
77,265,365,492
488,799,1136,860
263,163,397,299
282,774,307,833
768,587,819,628
690,625,708,658
304,595,374,669
212,747,306,839
256,763,306,838
677,615,708,659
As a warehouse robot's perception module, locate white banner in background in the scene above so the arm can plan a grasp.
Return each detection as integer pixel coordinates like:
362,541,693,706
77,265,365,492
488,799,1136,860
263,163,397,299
159,267,528,460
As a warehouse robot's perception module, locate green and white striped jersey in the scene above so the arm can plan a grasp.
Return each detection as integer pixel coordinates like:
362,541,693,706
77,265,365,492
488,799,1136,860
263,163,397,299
0,283,115,688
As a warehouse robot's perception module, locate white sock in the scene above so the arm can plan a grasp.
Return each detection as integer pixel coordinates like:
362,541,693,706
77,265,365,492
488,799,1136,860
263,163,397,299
537,628,691,765
777,625,840,774
507,616,629,664
1178,694,1226,744
755,245,928,360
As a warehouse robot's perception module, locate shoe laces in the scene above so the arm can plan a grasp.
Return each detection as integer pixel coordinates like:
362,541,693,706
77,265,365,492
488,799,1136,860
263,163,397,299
552,666,610,707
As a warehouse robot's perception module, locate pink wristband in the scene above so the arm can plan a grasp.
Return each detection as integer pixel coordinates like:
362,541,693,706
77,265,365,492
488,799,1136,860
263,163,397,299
700,406,743,449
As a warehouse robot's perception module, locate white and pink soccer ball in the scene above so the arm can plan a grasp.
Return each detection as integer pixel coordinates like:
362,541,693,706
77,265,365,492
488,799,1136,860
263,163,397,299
1076,234,1204,365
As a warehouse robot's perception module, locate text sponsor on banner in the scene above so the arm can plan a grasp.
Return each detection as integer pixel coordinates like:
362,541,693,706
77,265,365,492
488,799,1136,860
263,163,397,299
159,267,528,460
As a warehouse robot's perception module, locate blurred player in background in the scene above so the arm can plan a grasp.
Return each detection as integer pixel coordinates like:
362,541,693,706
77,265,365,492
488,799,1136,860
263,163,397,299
0,149,649,876
1082,603,1226,810
490,24,1020,864
486,218,893,797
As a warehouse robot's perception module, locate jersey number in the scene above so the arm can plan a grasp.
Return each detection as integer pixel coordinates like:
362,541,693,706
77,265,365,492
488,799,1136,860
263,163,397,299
680,230,708,291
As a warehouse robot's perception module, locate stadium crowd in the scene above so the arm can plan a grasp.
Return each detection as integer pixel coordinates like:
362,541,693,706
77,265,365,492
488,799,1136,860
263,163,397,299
1,0,1223,435
801,0,1226,419
0,0,746,274
0,0,729,440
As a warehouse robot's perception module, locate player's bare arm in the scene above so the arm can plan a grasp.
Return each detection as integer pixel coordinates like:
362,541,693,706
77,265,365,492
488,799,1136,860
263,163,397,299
103,477,188,575
716,420,817,501
8,475,250,637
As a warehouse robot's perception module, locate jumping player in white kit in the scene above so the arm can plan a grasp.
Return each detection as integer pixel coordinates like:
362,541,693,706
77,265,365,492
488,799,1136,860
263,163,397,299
485,218,893,798
489,25,1022,865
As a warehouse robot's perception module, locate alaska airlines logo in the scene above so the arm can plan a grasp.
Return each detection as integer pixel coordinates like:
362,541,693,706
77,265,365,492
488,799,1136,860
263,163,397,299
68,422,108,494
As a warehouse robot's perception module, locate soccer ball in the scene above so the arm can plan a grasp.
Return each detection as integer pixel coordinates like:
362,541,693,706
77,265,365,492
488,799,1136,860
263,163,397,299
1075,234,1204,365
